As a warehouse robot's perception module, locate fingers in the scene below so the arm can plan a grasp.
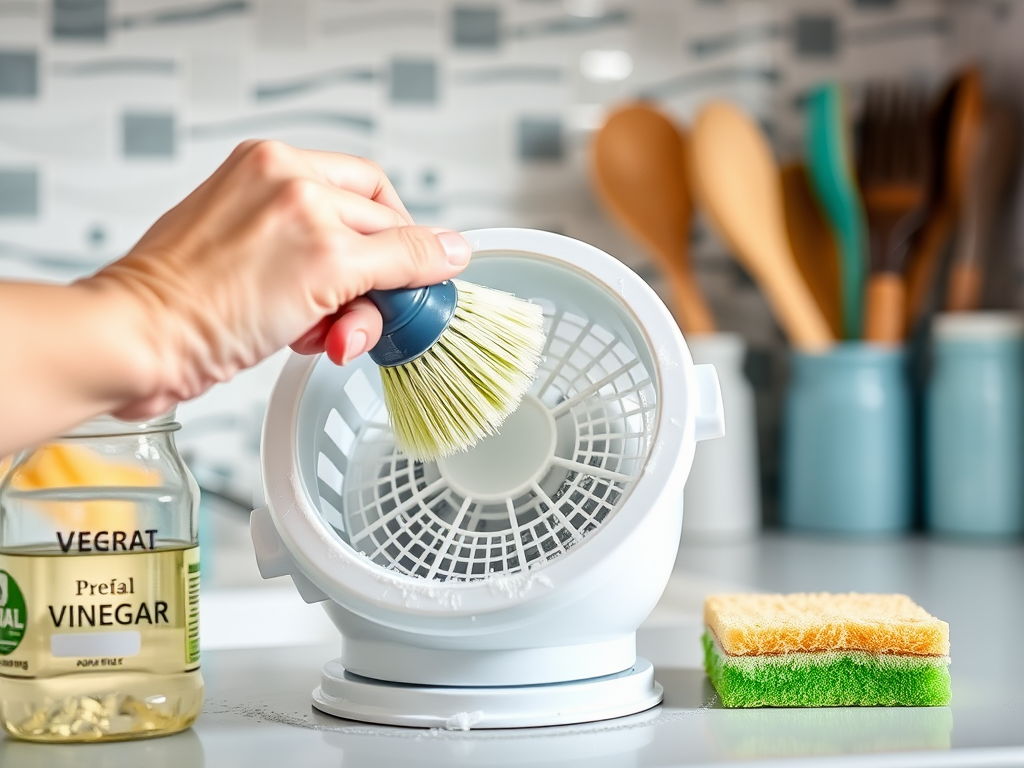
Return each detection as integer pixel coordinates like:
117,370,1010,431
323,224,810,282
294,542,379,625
296,149,414,225
344,227,471,291
290,298,382,365
323,297,382,365
321,187,410,234
289,312,338,356
226,141,414,226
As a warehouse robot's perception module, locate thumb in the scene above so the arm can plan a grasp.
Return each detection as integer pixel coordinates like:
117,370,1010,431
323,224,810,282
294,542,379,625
347,226,471,291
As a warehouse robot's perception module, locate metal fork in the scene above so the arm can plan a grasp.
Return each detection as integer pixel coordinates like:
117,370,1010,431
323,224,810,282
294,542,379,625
857,83,930,343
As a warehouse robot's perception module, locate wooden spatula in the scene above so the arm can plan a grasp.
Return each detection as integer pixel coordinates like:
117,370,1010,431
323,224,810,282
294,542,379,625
945,101,1019,311
689,101,834,351
591,103,716,335
781,161,844,339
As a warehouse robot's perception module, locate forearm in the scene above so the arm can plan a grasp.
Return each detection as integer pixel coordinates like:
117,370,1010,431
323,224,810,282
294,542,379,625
0,280,160,456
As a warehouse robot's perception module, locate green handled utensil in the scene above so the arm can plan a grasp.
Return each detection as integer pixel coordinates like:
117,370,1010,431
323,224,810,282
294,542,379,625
805,83,868,339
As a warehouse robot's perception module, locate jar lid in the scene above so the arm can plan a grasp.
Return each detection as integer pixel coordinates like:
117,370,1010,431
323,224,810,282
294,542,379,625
933,312,1024,341
62,409,180,438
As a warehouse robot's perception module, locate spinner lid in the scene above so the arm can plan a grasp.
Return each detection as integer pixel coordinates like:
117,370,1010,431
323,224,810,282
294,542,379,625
258,229,722,618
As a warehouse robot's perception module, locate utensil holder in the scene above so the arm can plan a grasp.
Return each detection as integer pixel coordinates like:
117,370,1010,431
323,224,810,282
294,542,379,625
781,344,911,534
926,313,1024,537
683,333,761,539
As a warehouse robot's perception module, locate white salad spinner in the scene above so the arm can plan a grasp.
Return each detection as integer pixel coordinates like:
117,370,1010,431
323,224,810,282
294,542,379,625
251,228,725,728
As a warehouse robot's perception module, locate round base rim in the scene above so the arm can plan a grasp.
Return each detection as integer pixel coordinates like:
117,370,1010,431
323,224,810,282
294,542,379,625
311,657,663,729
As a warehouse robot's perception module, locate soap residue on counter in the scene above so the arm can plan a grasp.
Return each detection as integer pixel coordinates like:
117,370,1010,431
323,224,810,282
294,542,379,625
444,710,484,731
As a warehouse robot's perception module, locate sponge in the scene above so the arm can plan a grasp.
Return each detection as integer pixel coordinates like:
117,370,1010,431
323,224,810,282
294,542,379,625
703,593,951,708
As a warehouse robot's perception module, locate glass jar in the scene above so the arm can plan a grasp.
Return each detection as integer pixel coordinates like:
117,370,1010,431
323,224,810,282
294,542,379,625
0,411,203,742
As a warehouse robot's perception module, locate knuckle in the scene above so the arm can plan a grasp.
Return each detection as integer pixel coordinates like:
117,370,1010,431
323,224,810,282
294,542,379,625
275,177,320,217
244,140,289,179
357,156,383,176
230,139,259,159
307,232,338,264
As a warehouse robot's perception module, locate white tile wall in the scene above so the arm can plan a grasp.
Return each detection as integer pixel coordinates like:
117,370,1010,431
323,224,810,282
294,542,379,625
1,0,1011,514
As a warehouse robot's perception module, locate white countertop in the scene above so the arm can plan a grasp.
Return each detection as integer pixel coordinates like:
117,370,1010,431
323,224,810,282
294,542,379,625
3,532,1023,767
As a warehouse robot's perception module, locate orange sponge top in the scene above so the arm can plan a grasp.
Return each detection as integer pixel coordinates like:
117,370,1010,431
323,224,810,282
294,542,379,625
705,593,949,657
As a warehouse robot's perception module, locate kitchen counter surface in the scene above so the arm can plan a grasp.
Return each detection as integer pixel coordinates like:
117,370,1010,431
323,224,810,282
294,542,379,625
2,532,1023,767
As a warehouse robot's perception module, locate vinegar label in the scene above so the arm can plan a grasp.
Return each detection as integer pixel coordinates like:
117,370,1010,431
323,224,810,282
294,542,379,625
0,547,199,678
0,571,27,656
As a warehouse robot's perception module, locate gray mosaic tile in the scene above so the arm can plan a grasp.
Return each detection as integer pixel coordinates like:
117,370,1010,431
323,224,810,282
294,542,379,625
518,117,562,162
0,50,38,97
123,112,176,158
390,58,437,104
452,5,500,48
52,0,107,40
795,14,837,56
0,169,38,217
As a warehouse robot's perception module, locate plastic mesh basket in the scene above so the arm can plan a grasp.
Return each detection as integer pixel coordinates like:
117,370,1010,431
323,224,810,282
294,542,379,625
305,254,659,583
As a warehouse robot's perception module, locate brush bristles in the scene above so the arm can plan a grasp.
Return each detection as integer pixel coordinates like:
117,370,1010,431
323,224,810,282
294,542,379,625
379,280,546,461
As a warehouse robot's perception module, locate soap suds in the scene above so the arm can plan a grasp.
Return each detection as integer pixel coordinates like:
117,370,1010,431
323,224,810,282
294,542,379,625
444,710,484,731
214,691,713,741
657,344,678,370
484,571,554,600
643,439,664,474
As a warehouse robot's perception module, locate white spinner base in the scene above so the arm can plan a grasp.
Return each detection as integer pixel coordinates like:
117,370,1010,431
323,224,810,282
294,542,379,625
311,657,663,730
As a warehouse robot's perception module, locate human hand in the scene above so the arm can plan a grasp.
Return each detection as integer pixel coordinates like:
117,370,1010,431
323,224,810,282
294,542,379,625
84,140,470,420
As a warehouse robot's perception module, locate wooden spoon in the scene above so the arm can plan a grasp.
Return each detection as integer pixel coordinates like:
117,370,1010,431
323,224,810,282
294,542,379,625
689,101,833,351
781,161,844,338
591,103,716,335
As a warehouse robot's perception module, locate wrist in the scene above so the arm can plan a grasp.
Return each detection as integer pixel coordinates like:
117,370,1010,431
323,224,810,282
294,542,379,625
71,276,170,415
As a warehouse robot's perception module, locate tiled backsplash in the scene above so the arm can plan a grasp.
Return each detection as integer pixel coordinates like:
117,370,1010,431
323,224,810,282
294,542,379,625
1,0,1018,515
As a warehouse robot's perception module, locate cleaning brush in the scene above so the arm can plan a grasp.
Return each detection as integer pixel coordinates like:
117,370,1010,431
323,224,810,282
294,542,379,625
366,279,545,461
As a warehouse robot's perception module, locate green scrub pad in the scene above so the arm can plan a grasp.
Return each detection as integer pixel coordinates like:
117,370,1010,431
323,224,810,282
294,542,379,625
703,632,951,708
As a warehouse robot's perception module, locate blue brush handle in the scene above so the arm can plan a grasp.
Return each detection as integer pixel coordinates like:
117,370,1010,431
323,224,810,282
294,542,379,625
366,281,458,367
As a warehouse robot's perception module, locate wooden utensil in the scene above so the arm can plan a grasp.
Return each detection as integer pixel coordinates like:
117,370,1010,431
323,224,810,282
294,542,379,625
781,161,844,338
904,66,984,326
857,84,929,344
689,101,834,351
945,102,1019,311
591,103,716,335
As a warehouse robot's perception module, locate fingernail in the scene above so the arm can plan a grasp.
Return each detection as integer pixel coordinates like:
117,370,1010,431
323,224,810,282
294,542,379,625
342,330,368,364
437,231,471,266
